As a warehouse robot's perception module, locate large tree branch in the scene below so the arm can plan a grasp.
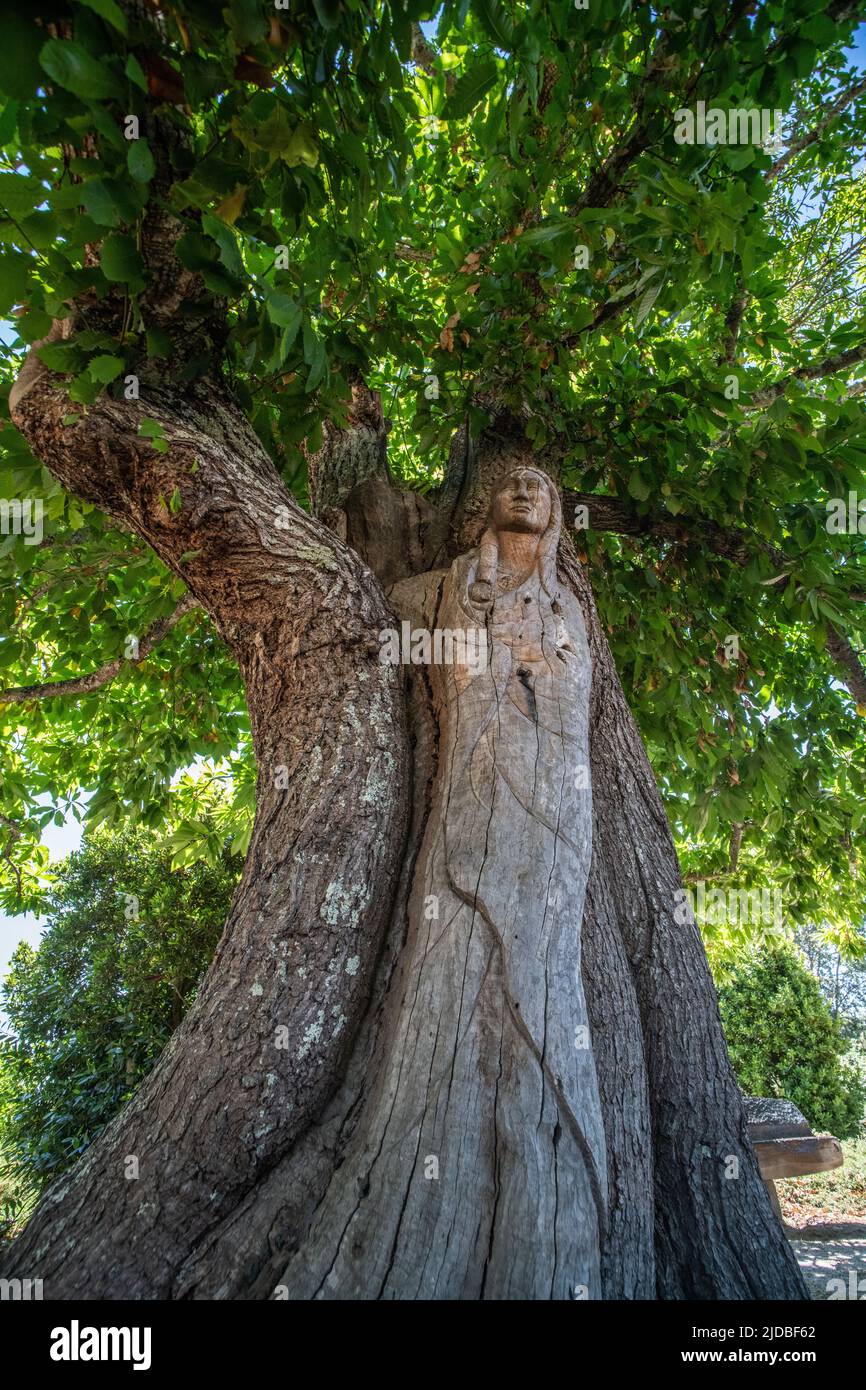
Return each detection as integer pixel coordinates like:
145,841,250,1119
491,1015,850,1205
561,290,638,349
824,625,866,705
0,593,199,704
721,279,747,365
305,378,389,515
749,340,866,406
564,490,758,564
569,29,675,215
684,822,746,884
4,326,410,1305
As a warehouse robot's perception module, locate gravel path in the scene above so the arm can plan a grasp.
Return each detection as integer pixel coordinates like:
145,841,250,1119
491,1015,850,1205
789,1227,866,1299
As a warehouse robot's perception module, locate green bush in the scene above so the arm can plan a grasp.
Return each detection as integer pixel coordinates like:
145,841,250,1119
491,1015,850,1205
712,944,866,1140
0,828,237,1205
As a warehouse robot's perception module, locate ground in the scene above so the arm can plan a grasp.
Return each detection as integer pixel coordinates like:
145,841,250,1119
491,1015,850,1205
781,1138,866,1299
779,1137,866,1228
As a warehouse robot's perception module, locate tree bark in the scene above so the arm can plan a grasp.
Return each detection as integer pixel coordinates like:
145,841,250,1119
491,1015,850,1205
567,545,803,1298
0,375,808,1300
1,359,409,1297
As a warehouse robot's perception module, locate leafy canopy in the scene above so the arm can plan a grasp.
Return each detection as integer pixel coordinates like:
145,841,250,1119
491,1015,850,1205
0,1,865,941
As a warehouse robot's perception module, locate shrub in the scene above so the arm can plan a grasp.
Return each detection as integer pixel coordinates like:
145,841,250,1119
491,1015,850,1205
0,827,237,1198
711,943,866,1140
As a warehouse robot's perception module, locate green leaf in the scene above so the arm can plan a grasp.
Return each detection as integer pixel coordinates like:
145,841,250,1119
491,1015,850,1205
313,0,341,31
267,292,301,329
0,172,44,219
175,228,219,272
0,98,18,144
17,308,52,341
100,234,145,285
441,61,498,121
37,342,86,373
127,141,156,184
139,417,169,453
232,104,293,155
472,0,514,50
0,250,31,314
305,333,327,392
39,39,123,102
520,221,571,246
0,16,45,99
81,178,139,228
201,214,244,279
88,354,125,384
125,54,147,91
76,0,128,33
67,372,103,405
146,328,172,359
283,124,319,169
627,470,652,502
634,277,662,328
280,314,303,359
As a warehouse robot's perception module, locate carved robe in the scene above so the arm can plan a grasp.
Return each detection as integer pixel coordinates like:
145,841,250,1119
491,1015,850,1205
281,546,606,1299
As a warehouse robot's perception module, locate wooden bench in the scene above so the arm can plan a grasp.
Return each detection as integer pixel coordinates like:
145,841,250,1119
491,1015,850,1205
744,1096,843,1221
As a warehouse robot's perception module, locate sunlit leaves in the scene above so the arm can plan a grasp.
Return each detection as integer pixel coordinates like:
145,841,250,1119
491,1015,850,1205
441,60,498,121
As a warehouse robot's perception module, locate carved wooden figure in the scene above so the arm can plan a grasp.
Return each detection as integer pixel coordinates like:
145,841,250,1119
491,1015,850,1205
280,467,605,1297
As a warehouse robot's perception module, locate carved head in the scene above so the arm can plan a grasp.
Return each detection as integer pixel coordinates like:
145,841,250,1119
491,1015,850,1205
490,467,553,536
470,467,562,605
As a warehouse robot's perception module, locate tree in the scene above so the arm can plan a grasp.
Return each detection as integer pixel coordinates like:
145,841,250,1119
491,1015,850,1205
796,922,866,1030
3,0,866,1301
0,828,237,1200
712,942,866,1139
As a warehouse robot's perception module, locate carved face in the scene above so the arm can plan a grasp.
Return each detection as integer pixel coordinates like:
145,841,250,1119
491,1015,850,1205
491,469,552,535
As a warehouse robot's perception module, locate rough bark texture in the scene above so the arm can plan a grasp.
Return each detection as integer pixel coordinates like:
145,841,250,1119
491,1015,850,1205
0,370,808,1300
2,361,409,1297
575,561,804,1298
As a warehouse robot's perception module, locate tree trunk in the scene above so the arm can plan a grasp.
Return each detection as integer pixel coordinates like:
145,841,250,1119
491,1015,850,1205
0,368,807,1299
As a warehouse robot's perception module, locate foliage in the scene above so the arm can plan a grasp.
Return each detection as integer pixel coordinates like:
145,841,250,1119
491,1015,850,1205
711,942,866,1139
0,827,237,1196
0,1027,32,1237
0,3,865,935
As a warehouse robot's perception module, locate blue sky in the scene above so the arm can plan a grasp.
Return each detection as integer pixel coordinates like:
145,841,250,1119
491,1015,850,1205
0,813,82,1022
